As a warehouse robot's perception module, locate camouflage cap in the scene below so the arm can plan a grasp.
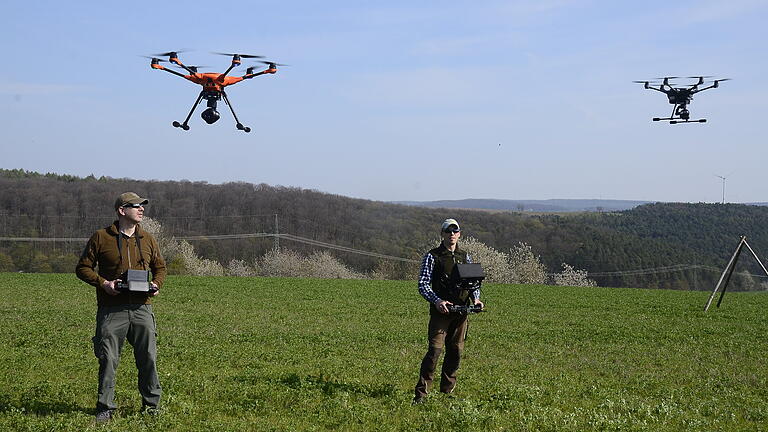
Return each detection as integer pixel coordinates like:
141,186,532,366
114,192,149,210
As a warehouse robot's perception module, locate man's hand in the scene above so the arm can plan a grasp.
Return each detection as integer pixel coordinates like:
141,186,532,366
101,279,120,296
150,281,160,297
436,300,453,314
473,300,485,310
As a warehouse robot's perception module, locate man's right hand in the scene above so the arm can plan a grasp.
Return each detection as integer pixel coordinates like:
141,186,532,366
436,300,453,314
101,280,120,296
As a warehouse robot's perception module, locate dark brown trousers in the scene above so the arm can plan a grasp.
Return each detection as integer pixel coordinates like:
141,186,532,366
414,310,468,398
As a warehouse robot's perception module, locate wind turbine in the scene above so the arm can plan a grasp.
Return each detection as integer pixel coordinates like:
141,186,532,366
714,173,731,204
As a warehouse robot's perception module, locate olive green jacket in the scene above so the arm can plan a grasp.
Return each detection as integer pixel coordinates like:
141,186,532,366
76,221,167,307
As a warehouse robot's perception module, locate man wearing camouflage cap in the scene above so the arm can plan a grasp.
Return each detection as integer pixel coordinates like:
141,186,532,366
76,192,166,423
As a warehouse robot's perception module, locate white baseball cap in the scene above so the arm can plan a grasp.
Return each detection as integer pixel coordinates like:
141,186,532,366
441,218,460,232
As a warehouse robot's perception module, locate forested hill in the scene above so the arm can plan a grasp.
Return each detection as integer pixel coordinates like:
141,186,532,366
395,198,651,212
1,169,766,291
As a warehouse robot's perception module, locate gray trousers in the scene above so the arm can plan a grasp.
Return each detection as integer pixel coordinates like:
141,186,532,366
93,304,161,411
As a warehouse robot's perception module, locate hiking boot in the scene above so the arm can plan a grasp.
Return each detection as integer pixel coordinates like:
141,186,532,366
94,409,113,424
412,395,425,405
142,405,160,416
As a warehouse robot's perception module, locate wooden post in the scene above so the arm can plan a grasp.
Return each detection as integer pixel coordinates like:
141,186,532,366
742,240,768,278
704,236,768,311
716,244,744,308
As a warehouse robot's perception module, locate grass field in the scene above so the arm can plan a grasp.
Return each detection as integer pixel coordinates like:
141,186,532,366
1,272,767,431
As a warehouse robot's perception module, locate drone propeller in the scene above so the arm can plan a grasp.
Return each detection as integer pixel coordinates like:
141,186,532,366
212,52,265,59
654,76,681,80
141,56,168,62
174,65,208,73
711,78,731,88
686,75,714,79
152,50,188,57
257,60,289,67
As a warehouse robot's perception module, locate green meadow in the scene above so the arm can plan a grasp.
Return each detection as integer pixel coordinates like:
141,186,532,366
1,272,767,431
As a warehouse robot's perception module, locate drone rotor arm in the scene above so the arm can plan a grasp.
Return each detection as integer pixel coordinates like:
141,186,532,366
691,83,717,93
173,61,200,76
242,69,272,79
219,62,240,79
218,76,245,88
156,65,192,79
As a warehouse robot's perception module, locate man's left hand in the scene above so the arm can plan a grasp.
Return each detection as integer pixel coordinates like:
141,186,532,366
473,300,484,310
150,282,160,297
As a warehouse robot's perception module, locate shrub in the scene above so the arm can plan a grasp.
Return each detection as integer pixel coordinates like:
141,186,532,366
305,251,364,279
258,249,362,279
369,259,398,280
49,253,79,274
369,259,417,281
226,259,258,277
552,263,597,287
258,249,306,278
142,217,225,276
0,251,14,272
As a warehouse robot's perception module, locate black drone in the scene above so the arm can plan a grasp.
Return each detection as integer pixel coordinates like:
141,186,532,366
633,76,730,124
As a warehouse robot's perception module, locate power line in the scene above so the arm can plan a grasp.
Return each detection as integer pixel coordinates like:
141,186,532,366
1,234,765,277
0,232,420,263
277,233,419,263
175,233,275,240
586,264,708,276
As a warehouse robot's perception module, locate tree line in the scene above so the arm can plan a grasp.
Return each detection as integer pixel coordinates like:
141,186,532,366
1,169,766,291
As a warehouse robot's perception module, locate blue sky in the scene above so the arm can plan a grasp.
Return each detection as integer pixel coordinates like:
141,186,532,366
1,0,766,203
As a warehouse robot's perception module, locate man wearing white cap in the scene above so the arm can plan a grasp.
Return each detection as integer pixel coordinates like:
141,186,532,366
413,218,483,404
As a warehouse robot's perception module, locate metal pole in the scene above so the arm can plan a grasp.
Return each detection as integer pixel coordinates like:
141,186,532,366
704,236,745,311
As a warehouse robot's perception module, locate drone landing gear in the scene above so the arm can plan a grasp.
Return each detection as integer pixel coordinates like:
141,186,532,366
671,119,706,124
173,91,206,131
652,103,706,124
653,117,706,124
172,121,190,130
221,91,251,133
170,90,251,132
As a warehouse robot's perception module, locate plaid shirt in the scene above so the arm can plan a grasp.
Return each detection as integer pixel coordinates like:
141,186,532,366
417,248,481,304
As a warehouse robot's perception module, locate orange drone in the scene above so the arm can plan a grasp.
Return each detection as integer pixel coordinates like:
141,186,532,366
146,51,283,132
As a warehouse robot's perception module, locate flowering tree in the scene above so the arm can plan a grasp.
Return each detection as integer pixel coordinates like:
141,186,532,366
141,217,224,276
459,236,512,283
552,263,597,287
508,242,547,284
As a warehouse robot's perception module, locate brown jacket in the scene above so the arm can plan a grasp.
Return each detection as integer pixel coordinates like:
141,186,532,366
76,221,167,307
